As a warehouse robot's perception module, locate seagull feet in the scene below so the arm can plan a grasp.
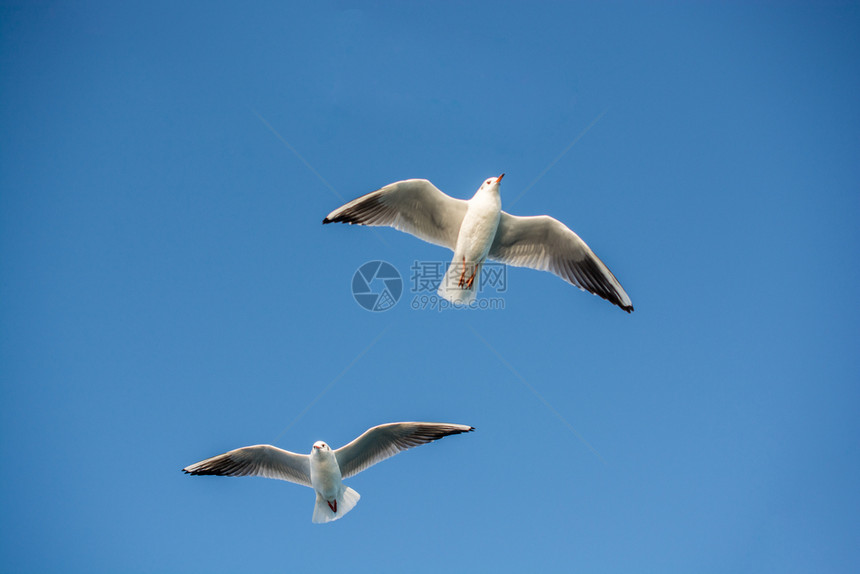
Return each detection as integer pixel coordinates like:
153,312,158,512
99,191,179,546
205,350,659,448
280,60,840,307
457,256,467,287
466,270,476,289
327,500,337,513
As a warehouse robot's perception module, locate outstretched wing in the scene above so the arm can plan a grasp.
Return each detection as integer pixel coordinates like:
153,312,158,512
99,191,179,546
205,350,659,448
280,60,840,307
323,179,468,250
489,212,633,312
335,422,474,479
183,444,312,487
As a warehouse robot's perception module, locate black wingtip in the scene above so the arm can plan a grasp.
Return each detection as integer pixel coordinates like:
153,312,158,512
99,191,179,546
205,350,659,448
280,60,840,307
322,217,331,224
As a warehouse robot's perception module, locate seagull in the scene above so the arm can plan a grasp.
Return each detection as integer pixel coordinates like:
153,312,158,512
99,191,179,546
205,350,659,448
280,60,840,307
323,175,633,312
182,422,474,524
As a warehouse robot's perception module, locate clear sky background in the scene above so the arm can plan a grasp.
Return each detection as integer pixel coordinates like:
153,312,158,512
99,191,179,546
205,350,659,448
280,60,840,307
1,2,858,573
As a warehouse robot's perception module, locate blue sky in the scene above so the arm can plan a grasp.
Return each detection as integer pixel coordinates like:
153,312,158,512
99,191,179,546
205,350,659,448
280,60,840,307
1,1,858,572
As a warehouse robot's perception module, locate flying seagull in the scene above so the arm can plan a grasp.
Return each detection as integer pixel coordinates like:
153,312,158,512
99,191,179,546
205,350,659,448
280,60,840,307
323,175,633,312
183,422,474,524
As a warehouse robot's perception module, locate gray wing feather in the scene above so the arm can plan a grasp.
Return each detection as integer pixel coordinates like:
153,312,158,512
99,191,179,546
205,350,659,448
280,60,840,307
182,444,312,487
323,179,468,250
335,422,474,479
489,212,634,312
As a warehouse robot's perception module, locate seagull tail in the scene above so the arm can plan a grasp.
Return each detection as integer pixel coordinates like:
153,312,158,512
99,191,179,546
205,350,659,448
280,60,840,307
311,487,360,524
436,260,481,306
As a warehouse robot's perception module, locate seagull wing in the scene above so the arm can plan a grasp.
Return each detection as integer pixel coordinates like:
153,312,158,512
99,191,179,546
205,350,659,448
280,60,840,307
323,179,469,250
335,422,474,479
489,212,634,312
183,445,312,487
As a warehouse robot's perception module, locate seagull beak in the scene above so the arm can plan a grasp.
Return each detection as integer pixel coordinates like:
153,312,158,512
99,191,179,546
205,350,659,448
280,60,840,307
497,173,505,183
313,445,321,450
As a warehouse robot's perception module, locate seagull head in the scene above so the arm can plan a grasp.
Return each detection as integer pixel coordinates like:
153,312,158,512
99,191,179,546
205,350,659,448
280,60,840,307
312,441,330,454
479,173,505,193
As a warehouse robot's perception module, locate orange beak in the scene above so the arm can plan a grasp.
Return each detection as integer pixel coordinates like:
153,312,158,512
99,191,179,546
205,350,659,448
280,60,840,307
497,173,505,183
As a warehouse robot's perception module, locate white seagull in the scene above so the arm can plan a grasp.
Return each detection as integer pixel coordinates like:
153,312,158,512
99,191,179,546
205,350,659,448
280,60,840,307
183,422,474,524
323,175,634,312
